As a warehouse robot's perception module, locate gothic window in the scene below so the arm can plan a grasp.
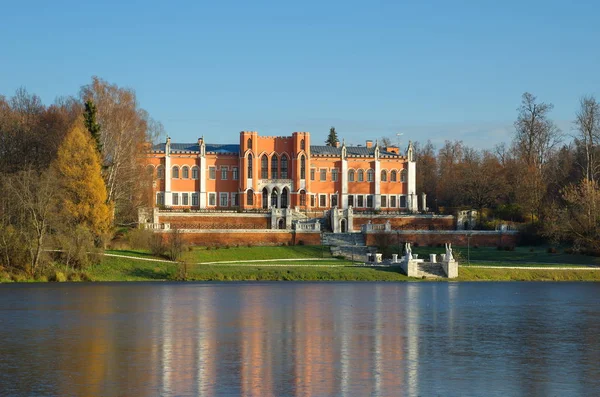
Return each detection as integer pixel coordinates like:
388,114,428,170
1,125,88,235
247,189,254,205
358,170,364,182
247,154,253,178
367,169,374,182
261,155,268,178
300,139,305,150
300,155,306,179
348,169,355,182
271,154,279,179
390,170,397,182
247,138,252,149
182,166,189,179
300,190,306,206
192,166,199,179
400,169,407,182
381,170,387,182
281,155,288,179
172,166,179,179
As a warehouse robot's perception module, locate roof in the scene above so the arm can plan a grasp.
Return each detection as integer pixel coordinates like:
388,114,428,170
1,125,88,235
151,142,401,157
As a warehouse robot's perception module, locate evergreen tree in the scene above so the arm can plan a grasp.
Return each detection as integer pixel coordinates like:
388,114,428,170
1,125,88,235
325,126,339,147
83,99,102,154
52,120,112,237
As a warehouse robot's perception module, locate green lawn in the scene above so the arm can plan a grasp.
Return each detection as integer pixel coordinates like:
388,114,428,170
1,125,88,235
181,245,332,263
457,267,600,281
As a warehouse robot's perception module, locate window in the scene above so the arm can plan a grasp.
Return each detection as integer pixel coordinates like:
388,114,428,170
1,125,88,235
192,166,199,179
367,195,373,208
367,169,374,182
232,167,239,180
300,139,305,150
310,169,315,181
172,166,179,179
381,170,387,182
319,194,326,207
209,193,216,206
381,195,387,207
220,193,228,207
261,155,268,178
232,193,239,206
247,154,253,178
182,193,189,206
400,169,407,182
310,195,316,207
300,156,306,179
281,155,288,179
331,169,338,182
348,195,354,207
247,190,254,205
390,195,397,208
390,170,397,182
209,167,216,180
271,155,279,179
221,166,228,180
331,194,338,207
320,169,326,181
300,190,306,206
357,195,364,207
156,192,164,206
348,170,355,182
172,193,179,205
247,138,252,149
358,170,364,182
400,195,407,208
192,193,199,206
157,165,164,179
182,166,189,179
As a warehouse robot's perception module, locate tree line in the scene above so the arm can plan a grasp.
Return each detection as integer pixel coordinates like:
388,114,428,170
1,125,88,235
0,77,161,277
407,92,600,251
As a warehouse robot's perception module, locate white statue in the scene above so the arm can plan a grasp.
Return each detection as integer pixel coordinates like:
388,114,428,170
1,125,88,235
405,242,413,261
445,243,454,262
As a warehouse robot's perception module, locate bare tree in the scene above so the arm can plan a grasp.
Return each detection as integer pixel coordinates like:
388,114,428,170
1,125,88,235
574,95,600,183
513,92,562,170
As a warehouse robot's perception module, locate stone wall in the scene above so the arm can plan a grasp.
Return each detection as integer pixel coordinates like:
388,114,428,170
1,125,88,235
365,230,518,247
166,230,321,247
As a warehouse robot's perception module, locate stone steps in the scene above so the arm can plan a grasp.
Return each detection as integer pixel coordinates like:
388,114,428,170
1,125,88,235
417,263,446,278
323,232,370,260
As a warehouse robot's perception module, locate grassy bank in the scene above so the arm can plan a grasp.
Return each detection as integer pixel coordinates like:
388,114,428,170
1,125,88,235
457,267,600,281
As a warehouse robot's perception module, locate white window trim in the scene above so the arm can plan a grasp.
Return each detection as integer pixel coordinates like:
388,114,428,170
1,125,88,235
381,194,387,208
356,194,365,208
319,168,327,182
219,192,229,207
221,166,228,180
209,166,216,180
318,194,327,207
208,192,217,206
331,168,339,182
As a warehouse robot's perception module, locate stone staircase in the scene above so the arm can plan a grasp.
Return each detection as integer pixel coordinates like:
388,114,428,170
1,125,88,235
417,262,446,278
323,233,373,260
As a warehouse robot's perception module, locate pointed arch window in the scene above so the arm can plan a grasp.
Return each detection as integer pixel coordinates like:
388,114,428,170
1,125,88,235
172,166,180,179
390,170,397,182
192,166,199,179
281,155,288,179
182,166,189,179
247,138,252,149
271,154,279,179
381,170,387,182
247,154,253,178
300,155,306,180
358,169,364,182
261,155,268,179
300,139,305,150
348,169,355,182
247,190,254,205
367,169,374,182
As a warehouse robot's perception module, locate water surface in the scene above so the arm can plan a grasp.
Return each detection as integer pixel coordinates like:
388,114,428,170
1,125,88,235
1,282,599,396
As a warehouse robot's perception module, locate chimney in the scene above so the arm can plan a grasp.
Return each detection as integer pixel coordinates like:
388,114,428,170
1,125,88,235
366,140,373,148
335,141,340,148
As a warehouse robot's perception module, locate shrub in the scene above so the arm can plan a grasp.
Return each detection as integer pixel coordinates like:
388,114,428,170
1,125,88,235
49,270,67,282
128,228,155,250
547,247,558,254
298,240,305,245
54,225,98,270
166,228,186,261
149,234,166,257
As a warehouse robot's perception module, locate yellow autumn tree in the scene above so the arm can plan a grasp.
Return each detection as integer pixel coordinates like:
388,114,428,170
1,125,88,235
52,119,112,237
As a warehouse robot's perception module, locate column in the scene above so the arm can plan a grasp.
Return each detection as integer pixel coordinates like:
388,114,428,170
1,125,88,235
164,139,172,206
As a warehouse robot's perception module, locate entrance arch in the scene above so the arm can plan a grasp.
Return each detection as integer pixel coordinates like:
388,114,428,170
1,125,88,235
281,187,289,208
340,219,347,233
278,218,285,229
271,189,278,208
262,188,268,209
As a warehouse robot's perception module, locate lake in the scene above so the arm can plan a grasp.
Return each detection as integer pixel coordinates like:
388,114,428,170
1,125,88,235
1,282,599,396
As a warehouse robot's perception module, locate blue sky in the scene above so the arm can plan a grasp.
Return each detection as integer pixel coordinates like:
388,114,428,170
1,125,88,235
1,0,598,148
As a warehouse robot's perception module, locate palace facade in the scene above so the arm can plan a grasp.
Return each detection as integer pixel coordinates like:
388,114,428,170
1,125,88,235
146,131,419,212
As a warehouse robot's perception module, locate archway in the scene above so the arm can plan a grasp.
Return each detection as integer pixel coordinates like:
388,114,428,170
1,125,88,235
278,218,285,229
281,187,289,208
262,188,268,209
340,219,347,233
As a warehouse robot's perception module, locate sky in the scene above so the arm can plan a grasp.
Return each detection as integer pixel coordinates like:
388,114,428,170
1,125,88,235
1,0,599,149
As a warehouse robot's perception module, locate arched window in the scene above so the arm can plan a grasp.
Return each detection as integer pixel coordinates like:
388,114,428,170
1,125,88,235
367,169,374,182
400,169,407,182
247,138,252,149
192,166,199,179
172,166,179,179
281,155,288,178
358,169,364,182
261,155,268,179
300,139,305,150
247,154,253,178
348,169,355,182
271,154,279,179
157,165,164,179
146,165,154,178
381,170,387,182
281,187,289,208
300,190,306,206
271,189,278,208
300,155,306,179
390,170,397,182
247,189,254,205
182,166,189,179
262,188,268,209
